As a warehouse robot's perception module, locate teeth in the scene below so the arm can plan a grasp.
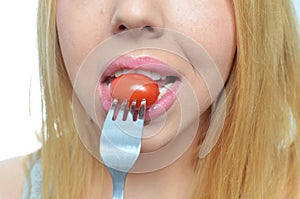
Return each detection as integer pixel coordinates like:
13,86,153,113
157,82,173,100
121,69,130,75
123,69,135,75
113,69,167,81
151,72,161,81
115,70,123,77
137,70,152,79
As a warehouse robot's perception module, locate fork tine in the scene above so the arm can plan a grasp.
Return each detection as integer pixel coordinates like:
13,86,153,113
116,100,127,121
107,99,118,120
138,100,146,120
126,100,136,121
129,100,137,116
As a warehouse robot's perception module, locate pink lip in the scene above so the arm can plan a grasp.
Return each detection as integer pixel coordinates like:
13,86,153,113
98,56,182,121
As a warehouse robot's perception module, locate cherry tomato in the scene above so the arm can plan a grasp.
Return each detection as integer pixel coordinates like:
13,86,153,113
110,73,160,109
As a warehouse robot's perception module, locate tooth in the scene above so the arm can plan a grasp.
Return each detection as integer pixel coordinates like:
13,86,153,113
160,86,168,96
115,69,165,81
122,69,131,75
125,69,138,75
137,70,152,79
157,82,174,100
165,82,173,89
158,93,163,100
136,69,146,77
158,89,165,100
115,70,123,77
151,72,160,81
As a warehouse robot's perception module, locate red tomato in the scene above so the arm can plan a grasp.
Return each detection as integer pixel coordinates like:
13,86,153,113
110,73,160,109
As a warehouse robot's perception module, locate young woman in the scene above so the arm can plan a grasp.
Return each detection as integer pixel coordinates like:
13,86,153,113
1,0,300,198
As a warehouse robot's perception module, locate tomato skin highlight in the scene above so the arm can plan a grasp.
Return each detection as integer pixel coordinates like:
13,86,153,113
110,74,160,108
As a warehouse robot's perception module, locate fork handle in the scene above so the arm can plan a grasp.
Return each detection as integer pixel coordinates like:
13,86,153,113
109,168,127,199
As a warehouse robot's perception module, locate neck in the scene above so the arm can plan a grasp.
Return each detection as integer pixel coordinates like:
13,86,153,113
92,136,200,199
125,137,199,199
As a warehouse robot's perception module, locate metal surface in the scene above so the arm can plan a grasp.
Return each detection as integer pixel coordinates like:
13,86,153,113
100,99,146,199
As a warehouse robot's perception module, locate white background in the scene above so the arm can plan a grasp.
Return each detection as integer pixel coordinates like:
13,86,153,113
0,0,40,161
0,1,299,161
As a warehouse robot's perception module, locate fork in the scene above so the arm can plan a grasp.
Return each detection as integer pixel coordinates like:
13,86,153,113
99,99,146,199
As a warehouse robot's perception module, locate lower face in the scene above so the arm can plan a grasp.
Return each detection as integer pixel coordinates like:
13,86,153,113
56,0,236,153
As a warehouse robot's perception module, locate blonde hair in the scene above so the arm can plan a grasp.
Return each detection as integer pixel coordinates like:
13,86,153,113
33,0,300,198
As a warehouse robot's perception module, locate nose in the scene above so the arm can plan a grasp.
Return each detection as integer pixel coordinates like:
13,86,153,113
111,1,164,38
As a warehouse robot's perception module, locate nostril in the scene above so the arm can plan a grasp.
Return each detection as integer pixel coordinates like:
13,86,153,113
118,25,154,32
143,26,154,32
118,24,127,31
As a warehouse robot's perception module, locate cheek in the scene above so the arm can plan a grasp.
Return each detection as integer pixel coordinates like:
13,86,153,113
56,1,110,83
168,0,236,82
207,10,236,81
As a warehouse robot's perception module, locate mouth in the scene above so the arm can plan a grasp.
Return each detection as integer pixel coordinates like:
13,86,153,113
98,56,182,121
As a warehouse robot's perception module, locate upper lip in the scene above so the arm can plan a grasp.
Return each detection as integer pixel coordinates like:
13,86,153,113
100,56,181,82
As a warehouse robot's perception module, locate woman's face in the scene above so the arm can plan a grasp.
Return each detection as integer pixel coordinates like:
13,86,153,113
56,0,236,154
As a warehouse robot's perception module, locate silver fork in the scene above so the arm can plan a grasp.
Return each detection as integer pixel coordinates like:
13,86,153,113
100,99,146,199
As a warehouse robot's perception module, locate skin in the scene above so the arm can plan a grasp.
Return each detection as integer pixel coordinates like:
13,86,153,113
0,0,236,199
56,0,236,198
0,157,26,199
56,0,236,153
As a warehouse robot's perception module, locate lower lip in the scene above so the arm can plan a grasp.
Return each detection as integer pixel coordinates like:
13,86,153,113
98,80,182,121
